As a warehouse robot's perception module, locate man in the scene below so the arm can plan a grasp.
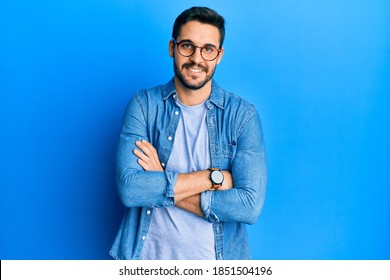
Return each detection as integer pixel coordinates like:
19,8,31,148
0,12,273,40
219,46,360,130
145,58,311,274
110,6,267,260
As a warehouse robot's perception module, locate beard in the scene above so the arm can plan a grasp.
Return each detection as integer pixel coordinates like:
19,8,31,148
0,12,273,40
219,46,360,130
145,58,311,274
173,59,217,91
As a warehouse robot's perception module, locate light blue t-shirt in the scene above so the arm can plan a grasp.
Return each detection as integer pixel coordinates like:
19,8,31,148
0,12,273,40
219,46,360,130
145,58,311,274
140,99,215,260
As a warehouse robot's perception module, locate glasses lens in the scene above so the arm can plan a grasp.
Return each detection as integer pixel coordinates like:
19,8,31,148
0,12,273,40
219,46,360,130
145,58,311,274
201,45,219,61
178,43,195,57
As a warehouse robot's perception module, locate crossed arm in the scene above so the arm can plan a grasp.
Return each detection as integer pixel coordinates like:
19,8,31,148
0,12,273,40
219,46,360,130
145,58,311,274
133,139,233,217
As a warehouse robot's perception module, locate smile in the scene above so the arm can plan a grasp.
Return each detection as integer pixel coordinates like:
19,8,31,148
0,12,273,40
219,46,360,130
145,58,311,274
182,63,207,74
188,67,203,73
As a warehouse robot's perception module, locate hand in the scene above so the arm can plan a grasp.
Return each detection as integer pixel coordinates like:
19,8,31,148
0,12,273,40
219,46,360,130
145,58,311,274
219,170,233,191
133,140,163,171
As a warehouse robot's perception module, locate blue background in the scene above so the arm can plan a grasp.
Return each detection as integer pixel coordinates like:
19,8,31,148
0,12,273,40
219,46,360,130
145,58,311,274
1,0,389,259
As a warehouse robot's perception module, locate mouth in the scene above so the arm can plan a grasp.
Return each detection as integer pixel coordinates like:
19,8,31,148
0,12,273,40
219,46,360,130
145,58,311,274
183,63,207,75
188,67,203,73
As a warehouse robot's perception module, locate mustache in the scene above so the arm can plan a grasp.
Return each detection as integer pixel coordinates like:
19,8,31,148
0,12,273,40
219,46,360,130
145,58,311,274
182,62,208,72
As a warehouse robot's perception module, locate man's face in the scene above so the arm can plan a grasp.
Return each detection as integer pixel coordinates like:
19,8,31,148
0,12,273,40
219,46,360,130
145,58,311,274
169,21,224,91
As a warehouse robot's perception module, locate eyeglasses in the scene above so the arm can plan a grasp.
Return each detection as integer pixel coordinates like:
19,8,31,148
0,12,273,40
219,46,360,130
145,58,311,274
172,39,221,61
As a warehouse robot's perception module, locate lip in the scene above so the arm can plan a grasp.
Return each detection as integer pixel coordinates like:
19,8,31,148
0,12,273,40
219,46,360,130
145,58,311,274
184,64,207,76
187,67,203,73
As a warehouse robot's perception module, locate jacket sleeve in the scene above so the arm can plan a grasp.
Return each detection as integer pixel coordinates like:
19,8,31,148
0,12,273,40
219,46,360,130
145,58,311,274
201,108,267,224
116,92,178,208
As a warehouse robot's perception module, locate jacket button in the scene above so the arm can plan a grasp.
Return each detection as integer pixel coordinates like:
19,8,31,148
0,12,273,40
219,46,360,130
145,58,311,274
168,136,173,141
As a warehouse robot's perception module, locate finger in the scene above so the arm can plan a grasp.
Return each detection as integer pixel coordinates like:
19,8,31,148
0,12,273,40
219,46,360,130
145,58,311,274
133,148,149,162
136,140,152,156
135,140,163,171
141,140,158,155
134,148,162,170
141,140,161,161
139,140,160,162
137,158,150,171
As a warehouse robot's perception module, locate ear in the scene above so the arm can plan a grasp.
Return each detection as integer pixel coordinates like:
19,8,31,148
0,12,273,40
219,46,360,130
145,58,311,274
168,40,175,58
216,47,224,65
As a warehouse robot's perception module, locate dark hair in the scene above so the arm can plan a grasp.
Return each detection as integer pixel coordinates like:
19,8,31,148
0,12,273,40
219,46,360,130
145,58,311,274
172,7,225,47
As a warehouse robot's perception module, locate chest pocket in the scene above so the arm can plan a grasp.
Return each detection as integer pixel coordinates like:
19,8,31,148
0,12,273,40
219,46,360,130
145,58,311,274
221,141,237,170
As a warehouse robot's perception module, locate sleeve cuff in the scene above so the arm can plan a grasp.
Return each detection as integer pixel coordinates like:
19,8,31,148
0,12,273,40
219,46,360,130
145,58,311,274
200,190,220,223
164,170,178,206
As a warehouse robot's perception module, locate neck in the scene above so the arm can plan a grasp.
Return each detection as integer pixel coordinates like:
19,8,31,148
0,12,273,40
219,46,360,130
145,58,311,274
174,77,212,106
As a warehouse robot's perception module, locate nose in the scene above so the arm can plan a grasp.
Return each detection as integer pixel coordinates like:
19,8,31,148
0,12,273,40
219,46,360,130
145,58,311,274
190,47,204,64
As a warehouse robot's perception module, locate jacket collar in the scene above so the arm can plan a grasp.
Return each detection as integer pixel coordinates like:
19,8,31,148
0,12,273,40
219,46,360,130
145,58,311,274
162,78,224,109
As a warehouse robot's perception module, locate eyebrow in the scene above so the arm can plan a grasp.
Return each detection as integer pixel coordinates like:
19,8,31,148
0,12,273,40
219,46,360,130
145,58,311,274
178,39,218,48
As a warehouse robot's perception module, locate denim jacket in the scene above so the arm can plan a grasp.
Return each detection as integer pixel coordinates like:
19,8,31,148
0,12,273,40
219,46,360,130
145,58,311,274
110,79,267,260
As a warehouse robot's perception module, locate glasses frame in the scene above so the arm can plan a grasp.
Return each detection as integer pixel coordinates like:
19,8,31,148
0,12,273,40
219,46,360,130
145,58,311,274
172,39,221,61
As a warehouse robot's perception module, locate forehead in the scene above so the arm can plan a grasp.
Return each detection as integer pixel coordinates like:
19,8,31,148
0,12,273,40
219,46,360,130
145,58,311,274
178,21,220,46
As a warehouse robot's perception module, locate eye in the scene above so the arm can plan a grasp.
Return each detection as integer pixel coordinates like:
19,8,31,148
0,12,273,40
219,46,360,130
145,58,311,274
181,43,194,50
204,45,216,53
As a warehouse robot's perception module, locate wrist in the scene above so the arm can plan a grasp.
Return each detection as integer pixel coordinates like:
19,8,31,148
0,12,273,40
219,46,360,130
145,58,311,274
208,168,224,190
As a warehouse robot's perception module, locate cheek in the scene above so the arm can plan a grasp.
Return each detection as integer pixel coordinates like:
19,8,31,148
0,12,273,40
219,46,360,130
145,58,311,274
206,62,218,73
174,56,189,69
173,57,182,69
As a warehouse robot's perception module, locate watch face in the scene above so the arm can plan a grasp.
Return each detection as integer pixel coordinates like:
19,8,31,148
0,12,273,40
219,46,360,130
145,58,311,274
211,170,224,184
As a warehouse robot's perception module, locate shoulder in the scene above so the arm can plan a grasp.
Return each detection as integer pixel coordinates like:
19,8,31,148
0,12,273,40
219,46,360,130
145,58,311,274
213,83,261,136
215,85,257,121
224,90,256,112
125,80,175,111
212,81,256,112
131,83,167,104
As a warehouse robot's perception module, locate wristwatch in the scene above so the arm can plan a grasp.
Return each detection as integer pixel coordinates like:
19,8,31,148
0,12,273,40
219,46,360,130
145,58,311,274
208,168,224,190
